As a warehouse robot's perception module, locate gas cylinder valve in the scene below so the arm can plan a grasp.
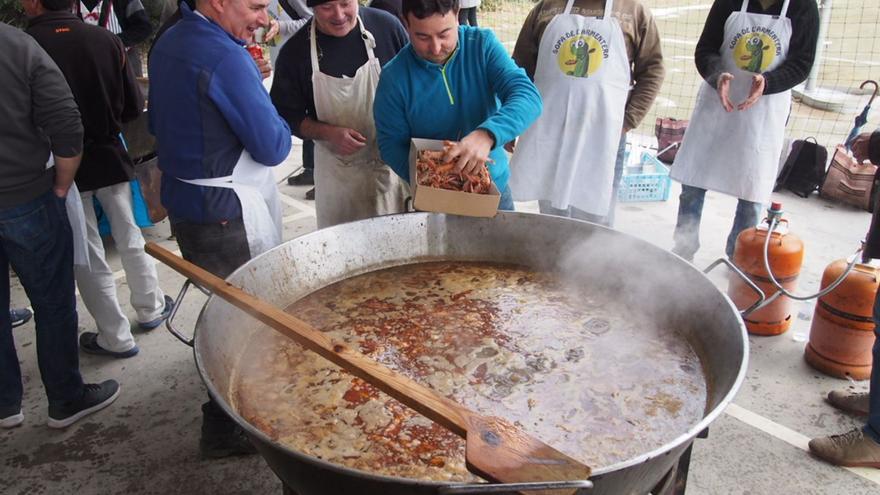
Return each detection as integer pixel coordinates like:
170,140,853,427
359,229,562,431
765,202,784,227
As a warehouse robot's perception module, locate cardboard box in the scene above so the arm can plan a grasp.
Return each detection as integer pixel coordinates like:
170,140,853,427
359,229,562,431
408,138,500,217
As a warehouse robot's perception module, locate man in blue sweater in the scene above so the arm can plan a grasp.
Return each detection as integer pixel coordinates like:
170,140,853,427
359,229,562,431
149,0,292,458
374,0,542,210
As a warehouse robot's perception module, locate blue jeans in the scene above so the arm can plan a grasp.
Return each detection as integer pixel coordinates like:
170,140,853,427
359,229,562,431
867,289,880,442
0,190,83,409
606,132,628,228
498,183,514,211
673,184,763,260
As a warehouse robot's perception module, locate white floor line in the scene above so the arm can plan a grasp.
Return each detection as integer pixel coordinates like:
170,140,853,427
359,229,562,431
725,403,880,485
281,210,315,224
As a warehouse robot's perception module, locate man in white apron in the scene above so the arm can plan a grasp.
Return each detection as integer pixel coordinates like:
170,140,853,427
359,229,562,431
670,0,819,261
1,23,119,430
149,0,292,458
510,0,664,226
270,0,409,229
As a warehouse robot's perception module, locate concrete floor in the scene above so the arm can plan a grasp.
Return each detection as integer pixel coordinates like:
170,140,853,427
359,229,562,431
3,139,880,494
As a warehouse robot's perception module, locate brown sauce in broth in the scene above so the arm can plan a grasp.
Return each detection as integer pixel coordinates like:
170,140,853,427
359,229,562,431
231,262,707,482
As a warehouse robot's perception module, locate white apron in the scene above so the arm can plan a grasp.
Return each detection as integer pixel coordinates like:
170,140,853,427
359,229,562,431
509,0,630,216
46,156,89,268
310,18,408,229
177,151,282,257
670,0,792,204
77,0,122,34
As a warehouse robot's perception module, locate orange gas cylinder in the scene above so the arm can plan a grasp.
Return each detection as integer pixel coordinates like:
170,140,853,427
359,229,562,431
727,205,804,335
805,261,878,380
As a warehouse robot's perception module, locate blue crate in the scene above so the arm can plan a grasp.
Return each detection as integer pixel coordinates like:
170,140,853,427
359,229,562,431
617,152,671,203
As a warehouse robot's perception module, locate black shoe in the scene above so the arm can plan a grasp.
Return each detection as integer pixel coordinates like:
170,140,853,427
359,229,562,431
287,169,314,186
47,380,120,429
200,424,258,459
200,400,257,458
10,307,32,328
305,187,315,200
79,332,139,358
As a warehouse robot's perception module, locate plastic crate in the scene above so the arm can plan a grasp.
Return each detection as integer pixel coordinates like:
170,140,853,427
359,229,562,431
617,152,671,202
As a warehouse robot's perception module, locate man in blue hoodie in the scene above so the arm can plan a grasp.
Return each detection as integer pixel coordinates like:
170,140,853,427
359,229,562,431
373,0,541,210
149,0,292,458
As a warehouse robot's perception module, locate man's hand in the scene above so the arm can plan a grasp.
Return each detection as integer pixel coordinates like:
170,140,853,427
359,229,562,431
717,72,735,112
265,19,280,41
851,132,872,162
445,129,494,175
326,126,367,156
255,57,272,80
53,186,69,199
737,74,765,111
53,154,81,198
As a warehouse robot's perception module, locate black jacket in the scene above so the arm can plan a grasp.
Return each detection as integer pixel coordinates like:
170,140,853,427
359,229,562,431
27,12,144,192
695,0,819,95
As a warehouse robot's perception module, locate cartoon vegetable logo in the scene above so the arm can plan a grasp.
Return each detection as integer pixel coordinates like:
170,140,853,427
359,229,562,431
734,33,775,73
558,36,603,78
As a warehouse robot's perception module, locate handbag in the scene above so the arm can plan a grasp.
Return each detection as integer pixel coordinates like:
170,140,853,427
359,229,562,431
654,117,688,164
819,145,879,212
774,137,828,198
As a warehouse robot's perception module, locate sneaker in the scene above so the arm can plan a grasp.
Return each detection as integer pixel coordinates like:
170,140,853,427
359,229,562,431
47,380,120,429
1,403,23,428
305,187,315,200
809,428,880,468
10,307,33,328
79,332,139,358
827,390,870,416
287,169,314,186
138,295,174,330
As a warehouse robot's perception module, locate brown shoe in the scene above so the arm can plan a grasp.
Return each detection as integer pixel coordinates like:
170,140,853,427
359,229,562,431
827,390,870,416
809,428,880,468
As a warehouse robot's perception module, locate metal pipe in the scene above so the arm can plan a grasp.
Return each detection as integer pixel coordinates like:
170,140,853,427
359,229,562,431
805,0,833,92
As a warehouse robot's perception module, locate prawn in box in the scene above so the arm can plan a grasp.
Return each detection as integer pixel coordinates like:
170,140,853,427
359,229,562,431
408,138,500,217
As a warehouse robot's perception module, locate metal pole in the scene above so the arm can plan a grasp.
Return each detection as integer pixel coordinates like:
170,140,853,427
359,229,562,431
805,0,833,92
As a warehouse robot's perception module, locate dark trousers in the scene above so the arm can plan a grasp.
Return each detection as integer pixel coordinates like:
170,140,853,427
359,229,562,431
867,289,880,442
171,217,251,279
458,7,478,26
0,190,83,408
171,217,250,430
303,139,314,171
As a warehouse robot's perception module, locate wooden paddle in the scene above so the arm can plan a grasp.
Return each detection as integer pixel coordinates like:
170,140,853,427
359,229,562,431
146,242,591,494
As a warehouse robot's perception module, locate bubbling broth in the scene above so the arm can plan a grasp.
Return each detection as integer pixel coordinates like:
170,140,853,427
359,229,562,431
230,262,707,481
